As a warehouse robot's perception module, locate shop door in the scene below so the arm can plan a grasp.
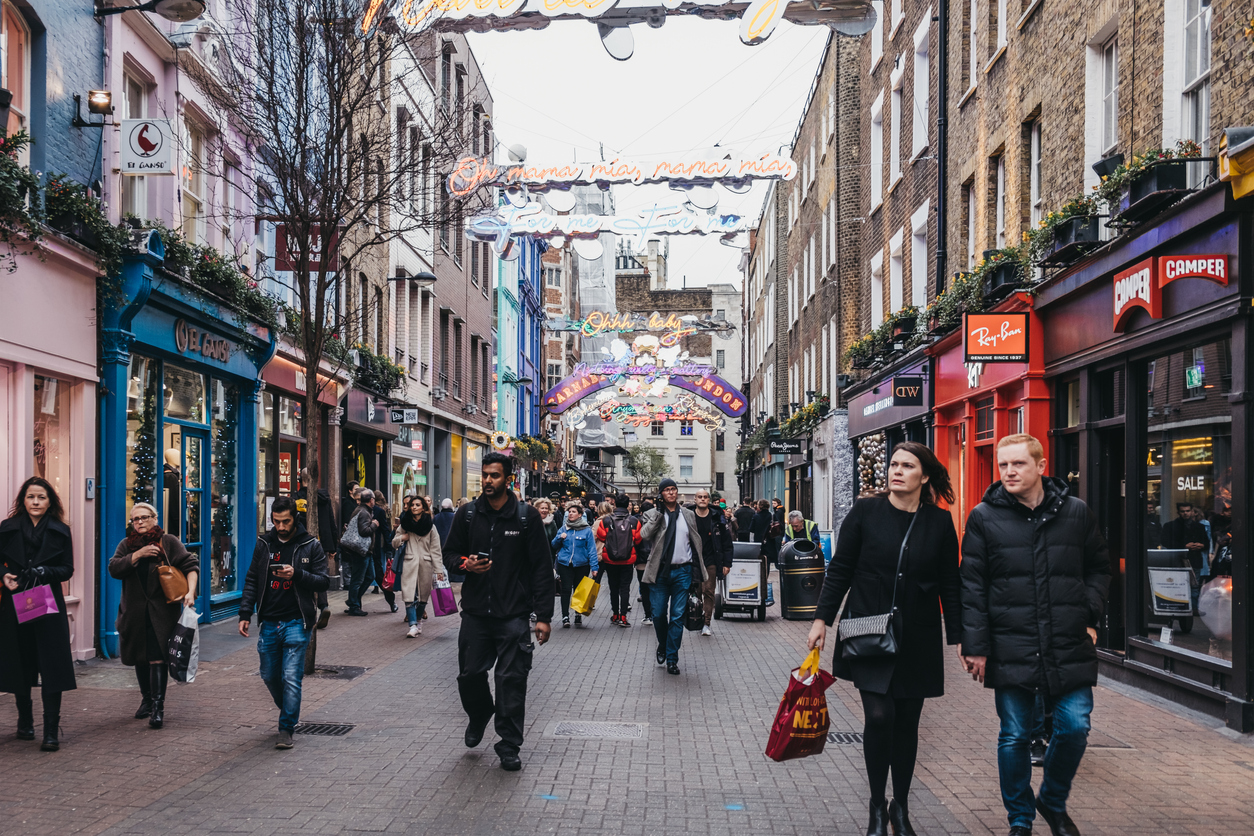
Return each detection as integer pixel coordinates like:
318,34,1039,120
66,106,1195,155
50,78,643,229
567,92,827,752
1096,428,1126,649
181,430,210,609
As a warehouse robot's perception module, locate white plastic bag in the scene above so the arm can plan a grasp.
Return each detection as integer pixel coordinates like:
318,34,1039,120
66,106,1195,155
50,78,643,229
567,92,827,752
1198,577,1232,641
168,607,200,683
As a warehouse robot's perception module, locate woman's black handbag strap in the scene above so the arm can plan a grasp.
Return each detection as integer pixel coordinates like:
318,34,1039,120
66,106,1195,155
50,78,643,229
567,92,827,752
886,508,919,617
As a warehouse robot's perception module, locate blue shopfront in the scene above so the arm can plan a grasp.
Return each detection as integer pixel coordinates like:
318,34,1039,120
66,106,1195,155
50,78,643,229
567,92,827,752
99,232,275,653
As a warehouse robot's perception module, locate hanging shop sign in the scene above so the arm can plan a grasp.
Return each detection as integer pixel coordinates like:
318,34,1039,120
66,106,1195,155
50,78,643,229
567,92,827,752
447,153,795,198
467,202,749,254
891,376,924,407
390,408,421,424
1158,254,1228,286
563,391,728,431
364,0,877,50
173,318,234,363
963,312,1029,363
1112,257,1160,332
120,119,175,175
768,438,803,455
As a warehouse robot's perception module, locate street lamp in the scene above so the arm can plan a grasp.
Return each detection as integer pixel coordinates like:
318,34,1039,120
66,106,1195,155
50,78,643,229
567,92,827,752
95,1,206,22
387,270,437,286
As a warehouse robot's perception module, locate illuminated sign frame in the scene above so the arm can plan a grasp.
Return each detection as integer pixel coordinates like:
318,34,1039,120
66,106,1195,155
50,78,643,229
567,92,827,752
963,312,1029,363
467,203,749,253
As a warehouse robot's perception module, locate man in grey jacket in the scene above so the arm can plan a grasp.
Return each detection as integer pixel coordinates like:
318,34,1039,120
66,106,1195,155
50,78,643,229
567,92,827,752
638,477,706,675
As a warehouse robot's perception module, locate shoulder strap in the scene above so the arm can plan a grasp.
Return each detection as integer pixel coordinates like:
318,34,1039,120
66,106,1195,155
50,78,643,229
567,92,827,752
517,501,528,534
888,510,920,615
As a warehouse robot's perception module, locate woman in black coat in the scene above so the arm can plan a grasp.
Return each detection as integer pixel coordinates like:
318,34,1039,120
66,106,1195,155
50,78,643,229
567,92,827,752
108,502,200,729
0,477,77,751
750,500,778,565
809,442,962,836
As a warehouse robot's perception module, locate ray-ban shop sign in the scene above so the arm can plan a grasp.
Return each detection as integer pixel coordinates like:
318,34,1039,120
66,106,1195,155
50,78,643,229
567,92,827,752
174,319,232,363
892,377,924,407
964,313,1029,363
768,438,803,455
120,119,175,175
1113,254,1228,332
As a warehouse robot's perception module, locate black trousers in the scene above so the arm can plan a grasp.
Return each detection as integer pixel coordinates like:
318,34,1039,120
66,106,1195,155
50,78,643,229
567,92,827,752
604,565,633,616
859,690,926,806
635,566,653,618
555,563,590,619
456,612,534,757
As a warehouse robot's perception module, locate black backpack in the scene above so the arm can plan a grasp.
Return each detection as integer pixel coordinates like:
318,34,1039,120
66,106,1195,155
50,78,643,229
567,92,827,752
604,513,636,563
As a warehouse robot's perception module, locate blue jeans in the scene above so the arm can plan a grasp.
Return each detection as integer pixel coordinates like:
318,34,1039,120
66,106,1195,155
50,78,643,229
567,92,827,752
405,600,427,626
649,564,692,664
258,619,310,732
995,686,1093,828
345,552,370,610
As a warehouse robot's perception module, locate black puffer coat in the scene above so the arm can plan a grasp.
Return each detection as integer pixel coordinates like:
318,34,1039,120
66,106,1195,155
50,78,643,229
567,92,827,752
960,477,1111,696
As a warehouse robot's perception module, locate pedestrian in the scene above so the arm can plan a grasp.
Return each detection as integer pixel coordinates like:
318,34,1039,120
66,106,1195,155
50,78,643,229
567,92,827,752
751,499,778,566
721,502,738,540
237,496,330,749
393,495,443,637
734,498,756,542
782,510,819,544
434,498,456,547
443,452,554,771
107,501,199,730
535,498,560,561
371,490,397,613
0,477,77,751
553,501,599,628
959,433,1111,836
691,489,733,637
635,499,655,625
342,490,378,617
595,494,641,627
338,485,360,591
638,477,706,675
807,442,962,836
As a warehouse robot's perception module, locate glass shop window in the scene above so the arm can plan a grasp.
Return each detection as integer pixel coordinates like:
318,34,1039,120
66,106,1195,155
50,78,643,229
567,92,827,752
126,355,159,516
32,374,70,508
975,397,995,441
211,379,240,596
1143,339,1232,663
164,362,207,423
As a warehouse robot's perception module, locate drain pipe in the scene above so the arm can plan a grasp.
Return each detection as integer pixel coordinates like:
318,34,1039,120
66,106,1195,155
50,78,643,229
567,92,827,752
935,0,949,296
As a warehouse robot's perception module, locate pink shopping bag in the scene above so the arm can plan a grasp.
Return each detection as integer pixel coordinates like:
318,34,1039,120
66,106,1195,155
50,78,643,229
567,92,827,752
14,584,59,624
431,580,458,617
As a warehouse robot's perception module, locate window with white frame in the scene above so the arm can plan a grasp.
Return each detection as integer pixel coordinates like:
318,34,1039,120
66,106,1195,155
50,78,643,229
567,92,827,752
545,361,562,390
1030,120,1043,225
1183,0,1211,185
889,229,904,312
890,68,903,183
181,123,205,244
870,251,884,328
994,154,1006,248
870,92,884,208
1,2,29,146
966,181,977,268
545,265,561,288
679,455,693,478
913,16,930,156
891,0,903,35
871,1,884,68
221,160,238,255
967,0,978,90
121,74,147,218
911,201,929,307
808,236,816,299
997,0,1007,49
716,349,725,369
1102,37,1118,154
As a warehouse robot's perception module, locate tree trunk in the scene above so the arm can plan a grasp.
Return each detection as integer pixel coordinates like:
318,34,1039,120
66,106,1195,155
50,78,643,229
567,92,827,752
304,357,323,671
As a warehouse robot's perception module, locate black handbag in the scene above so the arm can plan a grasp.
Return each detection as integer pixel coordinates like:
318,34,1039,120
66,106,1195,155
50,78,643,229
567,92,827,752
838,509,918,660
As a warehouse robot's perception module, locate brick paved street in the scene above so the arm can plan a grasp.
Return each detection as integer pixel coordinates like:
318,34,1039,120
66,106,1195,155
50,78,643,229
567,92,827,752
4,580,1254,836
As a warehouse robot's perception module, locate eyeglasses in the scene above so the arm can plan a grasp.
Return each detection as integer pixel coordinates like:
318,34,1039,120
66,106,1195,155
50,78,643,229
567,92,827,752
131,514,155,522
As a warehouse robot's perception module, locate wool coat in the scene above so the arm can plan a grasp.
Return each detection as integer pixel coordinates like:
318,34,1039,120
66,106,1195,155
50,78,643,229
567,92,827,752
960,478,1111,696
815,496,963,699
0,516,77,694
108,532,200,666
638,506,708,585
392,511,443,604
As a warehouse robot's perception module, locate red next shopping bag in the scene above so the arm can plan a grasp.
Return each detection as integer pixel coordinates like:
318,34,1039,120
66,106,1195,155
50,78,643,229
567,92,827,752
765,648,836,762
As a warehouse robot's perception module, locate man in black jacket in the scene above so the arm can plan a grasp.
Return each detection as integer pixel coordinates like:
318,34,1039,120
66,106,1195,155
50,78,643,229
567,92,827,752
444,452,554,772
238,497,330,749
691,489,733,636
733,499,756,543
959,434,1110,836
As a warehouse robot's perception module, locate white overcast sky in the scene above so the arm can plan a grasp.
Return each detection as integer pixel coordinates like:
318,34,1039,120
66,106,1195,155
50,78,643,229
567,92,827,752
468,18,829,290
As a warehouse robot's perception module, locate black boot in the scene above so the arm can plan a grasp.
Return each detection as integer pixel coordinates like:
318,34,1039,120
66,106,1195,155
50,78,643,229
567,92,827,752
134,665,154,719
15,691,34,740
889,799,917,836
40,691,61,751
148,664,168,729
866,800,889,836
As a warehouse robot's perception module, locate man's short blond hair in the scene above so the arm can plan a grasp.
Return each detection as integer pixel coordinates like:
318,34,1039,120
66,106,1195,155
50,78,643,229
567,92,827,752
997,433,1045,462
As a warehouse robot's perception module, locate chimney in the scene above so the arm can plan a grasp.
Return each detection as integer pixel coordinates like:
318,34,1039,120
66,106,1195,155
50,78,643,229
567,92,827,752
647,240,662,290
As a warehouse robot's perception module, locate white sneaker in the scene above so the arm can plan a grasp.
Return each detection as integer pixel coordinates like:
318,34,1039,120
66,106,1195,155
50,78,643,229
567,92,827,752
701,625,713,637
406,624,420,638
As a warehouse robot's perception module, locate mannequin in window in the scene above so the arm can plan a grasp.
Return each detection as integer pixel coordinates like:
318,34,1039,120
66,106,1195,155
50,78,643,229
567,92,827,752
164,449,181,538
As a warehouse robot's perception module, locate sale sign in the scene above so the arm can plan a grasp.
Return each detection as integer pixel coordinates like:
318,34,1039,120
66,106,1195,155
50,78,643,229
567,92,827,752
278,453,292,495
963,312,1029,363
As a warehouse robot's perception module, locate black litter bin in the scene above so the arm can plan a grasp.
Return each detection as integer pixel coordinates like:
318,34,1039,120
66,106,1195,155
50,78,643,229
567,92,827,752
778,539,825,621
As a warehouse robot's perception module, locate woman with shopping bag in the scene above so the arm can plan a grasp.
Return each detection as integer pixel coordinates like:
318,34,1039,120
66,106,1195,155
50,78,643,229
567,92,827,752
552,501,599,628
0,477,78,751
392,495,443,637
807,442,962,836
107,501,199,730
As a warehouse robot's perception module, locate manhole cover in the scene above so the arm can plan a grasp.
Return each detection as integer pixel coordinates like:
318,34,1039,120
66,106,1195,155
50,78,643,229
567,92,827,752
294,722,355,736
827,732,864,745
552,721,644,740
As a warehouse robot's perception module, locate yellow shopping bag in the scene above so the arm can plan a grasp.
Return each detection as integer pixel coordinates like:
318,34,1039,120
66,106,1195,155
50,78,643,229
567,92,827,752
570,575,600,615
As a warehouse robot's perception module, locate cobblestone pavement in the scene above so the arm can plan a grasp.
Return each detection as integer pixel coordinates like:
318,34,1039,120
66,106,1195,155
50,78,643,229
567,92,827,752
4,580,1254,835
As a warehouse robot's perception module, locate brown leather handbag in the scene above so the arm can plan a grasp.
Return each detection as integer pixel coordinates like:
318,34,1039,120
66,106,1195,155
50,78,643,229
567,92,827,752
157,551,189,604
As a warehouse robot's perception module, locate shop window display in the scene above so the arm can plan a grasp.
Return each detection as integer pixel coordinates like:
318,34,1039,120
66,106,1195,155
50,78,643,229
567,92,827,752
164,362,206,422
466,442,483,498
257,391,275,532
212,380,240,595
1143,339,1233,661
32,374,70,508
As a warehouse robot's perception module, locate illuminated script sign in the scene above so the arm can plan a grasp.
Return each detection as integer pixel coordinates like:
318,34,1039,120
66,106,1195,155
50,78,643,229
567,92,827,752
363,1,877,49
447,153,795,198
563,391,728,431
468,203,748,252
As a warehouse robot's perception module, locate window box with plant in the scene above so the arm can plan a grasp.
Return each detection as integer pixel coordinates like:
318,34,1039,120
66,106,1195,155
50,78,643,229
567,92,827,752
352,343,406,394
1098,140,1204,224
0,131,42,272
979,246,1027,303
1025,195,1102,267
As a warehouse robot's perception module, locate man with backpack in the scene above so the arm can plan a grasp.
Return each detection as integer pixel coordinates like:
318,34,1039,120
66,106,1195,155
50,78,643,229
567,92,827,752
691,489,733,637
595,494,642,627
